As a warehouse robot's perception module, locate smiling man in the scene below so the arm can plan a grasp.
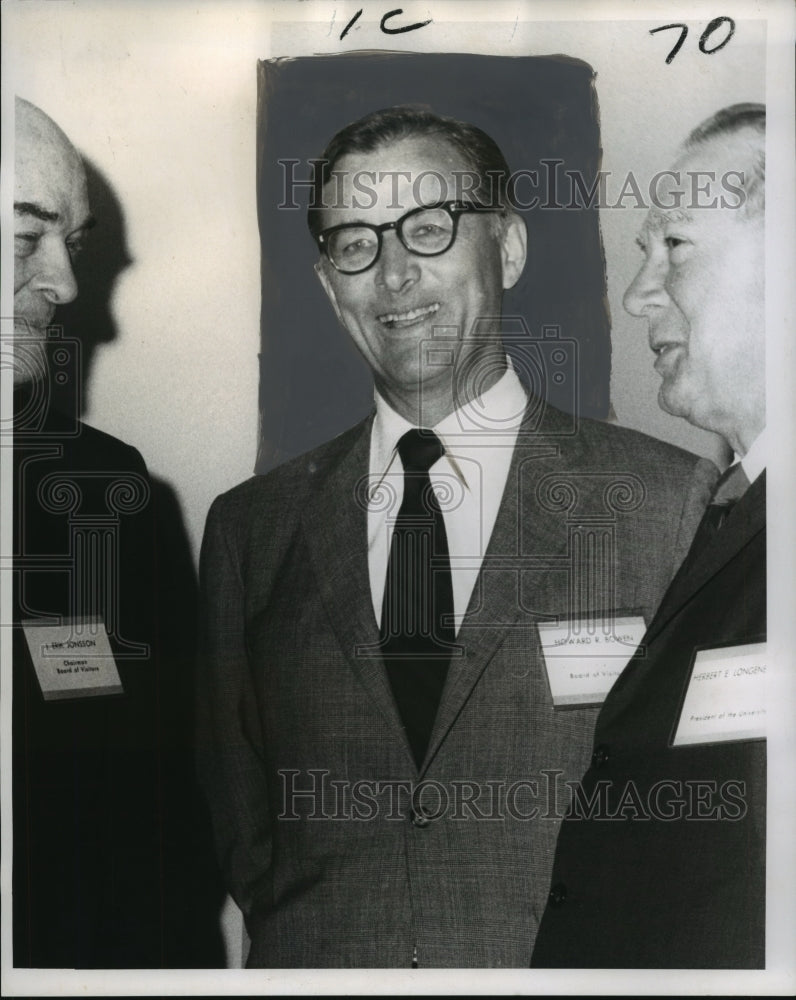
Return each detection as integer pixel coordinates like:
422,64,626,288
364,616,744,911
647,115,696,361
197,106,717,967
532,104,766,969
310,130,526,428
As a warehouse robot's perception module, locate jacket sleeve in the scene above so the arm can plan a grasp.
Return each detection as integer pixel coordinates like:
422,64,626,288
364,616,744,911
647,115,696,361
195,494,273,920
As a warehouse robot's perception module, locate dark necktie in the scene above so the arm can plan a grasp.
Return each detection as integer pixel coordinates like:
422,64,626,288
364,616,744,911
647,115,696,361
683,461,751,572
704,461,750,531
380,429,455,767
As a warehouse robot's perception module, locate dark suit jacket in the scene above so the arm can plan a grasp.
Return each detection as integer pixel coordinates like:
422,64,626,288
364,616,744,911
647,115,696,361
531,473,766,968
197,397,717,968
12,392,224,968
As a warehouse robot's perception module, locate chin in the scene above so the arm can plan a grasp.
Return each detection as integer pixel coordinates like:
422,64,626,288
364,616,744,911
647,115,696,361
11,336,48,386
658,382,692,422
658,383,678,417
14,317,45,334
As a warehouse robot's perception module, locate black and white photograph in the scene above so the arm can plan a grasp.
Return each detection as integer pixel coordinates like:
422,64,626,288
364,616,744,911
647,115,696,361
1,0,794,995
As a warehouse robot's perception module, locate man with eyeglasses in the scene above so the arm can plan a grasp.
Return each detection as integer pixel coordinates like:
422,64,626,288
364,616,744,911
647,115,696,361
197,106,716,967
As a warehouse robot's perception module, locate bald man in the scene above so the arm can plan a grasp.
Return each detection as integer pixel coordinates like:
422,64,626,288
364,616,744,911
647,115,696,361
13,98,92,386
11,99,223,968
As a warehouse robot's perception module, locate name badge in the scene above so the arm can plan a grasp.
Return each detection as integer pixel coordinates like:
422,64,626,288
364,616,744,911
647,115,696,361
672,642,767,747
538,615,647,707
22,617,123,701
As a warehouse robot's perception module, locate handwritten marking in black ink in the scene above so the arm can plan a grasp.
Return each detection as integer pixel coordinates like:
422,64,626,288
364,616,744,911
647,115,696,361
649,23,689,65
339,7,432,42
380,8,433,34
699,16,735,54
650,17,736,63
340,8,363,40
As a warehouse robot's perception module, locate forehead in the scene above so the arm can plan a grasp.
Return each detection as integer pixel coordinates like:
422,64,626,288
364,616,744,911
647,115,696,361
15,119,89,223
321,135,472,223
642,132,761,237
674,131,759,182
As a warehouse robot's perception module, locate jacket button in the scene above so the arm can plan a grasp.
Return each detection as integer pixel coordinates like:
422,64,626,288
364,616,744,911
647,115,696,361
592,743,610,768
411,809,431,828
548,882,567,907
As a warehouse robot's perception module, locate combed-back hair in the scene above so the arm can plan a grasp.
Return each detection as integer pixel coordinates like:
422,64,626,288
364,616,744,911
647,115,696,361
683,103,765,216
307,105,512,238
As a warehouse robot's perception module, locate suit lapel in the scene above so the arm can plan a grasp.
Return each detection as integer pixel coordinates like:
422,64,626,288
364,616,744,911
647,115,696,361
597,473,765,733
423,401,571,770
302,417,411,749
644,473,766,645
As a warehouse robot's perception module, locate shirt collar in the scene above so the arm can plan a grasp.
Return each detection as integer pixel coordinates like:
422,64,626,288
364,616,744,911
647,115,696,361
371,357,528,490
738,428,766,485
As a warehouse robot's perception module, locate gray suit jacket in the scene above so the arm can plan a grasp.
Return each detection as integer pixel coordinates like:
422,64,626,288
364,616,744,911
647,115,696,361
197,398,716,967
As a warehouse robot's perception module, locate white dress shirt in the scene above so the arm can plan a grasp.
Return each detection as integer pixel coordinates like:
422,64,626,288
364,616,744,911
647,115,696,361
739,428,766,485
367,361,529,633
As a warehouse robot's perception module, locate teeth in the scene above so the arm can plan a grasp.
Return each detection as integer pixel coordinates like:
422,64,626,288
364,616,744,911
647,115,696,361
378,302,440,325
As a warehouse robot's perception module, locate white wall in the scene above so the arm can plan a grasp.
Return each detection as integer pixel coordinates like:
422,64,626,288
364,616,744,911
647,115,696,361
3,0,768,972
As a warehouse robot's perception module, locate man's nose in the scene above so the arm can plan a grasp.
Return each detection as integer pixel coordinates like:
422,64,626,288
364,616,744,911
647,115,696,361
33,238,79,306
623,253,669,318
374,230,420,292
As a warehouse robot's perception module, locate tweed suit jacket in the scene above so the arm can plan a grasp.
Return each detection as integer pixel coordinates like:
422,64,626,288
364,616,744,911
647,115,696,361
196,396,717,968
532,473,766,968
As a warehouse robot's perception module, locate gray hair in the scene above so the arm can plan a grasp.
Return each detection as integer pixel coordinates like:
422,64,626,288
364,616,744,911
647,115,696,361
683,103,765,216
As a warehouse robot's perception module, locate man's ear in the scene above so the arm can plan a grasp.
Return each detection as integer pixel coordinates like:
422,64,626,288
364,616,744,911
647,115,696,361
314,259,344,325
500,212,527,291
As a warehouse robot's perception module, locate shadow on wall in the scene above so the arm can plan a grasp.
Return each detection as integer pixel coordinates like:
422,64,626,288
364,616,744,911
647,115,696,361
49,157,228,968
53,158,131,419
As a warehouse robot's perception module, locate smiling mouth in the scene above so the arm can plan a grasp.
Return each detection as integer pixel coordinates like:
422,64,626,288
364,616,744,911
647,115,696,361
377,302,440,329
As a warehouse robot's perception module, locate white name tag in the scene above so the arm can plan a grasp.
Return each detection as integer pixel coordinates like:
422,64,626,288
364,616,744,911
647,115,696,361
22,617,123,701
538,615,647,707
672,642,767,746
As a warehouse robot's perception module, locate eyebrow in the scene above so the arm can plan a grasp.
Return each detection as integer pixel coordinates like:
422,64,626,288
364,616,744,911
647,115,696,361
14,201,96,230
646,208,694,229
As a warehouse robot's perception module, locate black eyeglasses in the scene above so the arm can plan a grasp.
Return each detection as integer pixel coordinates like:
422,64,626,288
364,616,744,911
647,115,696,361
316,201,504,275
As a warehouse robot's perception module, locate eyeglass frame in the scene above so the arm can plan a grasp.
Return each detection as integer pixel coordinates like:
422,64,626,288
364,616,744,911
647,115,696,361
315,200,506,275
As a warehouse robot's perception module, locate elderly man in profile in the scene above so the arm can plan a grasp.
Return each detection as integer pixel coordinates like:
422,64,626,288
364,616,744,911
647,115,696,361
11,98,222,968
197,105,717,968
532,104,767,969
